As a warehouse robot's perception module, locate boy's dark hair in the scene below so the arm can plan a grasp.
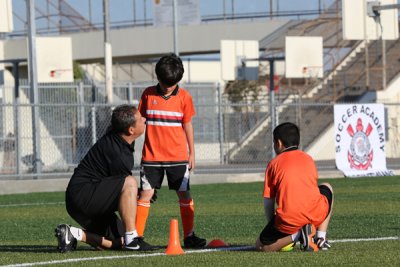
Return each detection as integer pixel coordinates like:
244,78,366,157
155,53,184,86
111,105,138,135
273,122,300,147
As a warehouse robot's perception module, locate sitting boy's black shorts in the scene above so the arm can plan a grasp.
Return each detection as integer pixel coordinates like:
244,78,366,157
319,184,333,216
258,217,289,245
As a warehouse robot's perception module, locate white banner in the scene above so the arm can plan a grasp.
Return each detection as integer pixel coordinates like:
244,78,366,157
153,0,200,27
334,104,394,177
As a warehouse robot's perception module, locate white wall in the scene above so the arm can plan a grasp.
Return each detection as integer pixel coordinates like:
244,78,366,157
65,20,288,61
83,60,223,84
377,74,400,158
306,125,335,160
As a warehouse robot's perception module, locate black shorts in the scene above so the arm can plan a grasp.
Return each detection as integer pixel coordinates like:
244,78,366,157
140,164,190,191
319,184,333,216
259,217,289,245
65,176,126,241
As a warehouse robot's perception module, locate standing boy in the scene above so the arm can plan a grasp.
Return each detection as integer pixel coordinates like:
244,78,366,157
256,122,334,252
136,53,206,248
55,105,151,252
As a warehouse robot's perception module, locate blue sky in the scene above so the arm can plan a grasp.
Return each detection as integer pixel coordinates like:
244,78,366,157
11,0,336,31
69,0,335,24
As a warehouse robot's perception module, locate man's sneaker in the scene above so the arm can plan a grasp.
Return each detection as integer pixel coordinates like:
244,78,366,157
314,237,331,251
125,237,153,251
183,232,206,248
299,224,318,252
55,224,77,253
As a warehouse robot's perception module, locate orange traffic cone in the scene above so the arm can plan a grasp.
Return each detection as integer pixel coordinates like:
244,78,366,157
165,219,184,255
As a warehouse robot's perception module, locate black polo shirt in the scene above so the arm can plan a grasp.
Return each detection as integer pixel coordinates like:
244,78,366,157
68,130,135,187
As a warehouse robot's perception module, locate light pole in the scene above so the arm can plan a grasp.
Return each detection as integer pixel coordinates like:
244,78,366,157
367,2,400,90
173,0,179,56
103,0,113,103
27,0,42,175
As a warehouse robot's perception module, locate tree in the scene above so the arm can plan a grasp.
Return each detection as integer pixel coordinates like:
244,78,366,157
73,61,85,81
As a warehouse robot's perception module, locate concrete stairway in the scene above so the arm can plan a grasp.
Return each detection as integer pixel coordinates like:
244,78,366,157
228,30,400,164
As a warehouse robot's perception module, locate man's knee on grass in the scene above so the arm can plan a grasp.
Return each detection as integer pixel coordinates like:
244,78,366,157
85,232,123,250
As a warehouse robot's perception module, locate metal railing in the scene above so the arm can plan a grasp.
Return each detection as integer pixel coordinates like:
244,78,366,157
0,81,399,178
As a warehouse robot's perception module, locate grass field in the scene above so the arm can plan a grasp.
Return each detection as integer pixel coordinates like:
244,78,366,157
0,176,399,267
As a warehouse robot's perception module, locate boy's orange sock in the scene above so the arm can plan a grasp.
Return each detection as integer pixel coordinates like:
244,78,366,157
179,198,194,238
136,200,150,237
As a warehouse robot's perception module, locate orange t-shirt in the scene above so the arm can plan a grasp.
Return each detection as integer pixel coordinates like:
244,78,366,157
263,150,329,234
138,85,195,163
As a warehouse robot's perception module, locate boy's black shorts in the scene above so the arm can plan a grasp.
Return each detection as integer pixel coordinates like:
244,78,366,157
140,164,190,191
259,217,289,245
66,175,126,241
319,184,333,216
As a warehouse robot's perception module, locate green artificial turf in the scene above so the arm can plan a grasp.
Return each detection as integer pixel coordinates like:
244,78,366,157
0,176,399,266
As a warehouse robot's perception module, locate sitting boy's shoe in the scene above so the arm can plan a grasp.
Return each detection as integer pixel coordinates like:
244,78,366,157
280,242,295,252
299,224,318,252
55,224,77,253
125,237,153,251
314,237,331,251
184,232,206,248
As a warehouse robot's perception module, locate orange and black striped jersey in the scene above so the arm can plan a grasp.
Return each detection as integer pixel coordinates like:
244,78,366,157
138,84,195,165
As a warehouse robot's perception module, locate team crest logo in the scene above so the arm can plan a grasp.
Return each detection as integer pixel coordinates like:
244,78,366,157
346,118,373,170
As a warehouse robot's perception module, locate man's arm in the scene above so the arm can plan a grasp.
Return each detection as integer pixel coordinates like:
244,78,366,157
263,197,275,223
183,121,195,171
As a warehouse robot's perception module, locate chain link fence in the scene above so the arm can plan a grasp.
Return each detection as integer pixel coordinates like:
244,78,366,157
0,82,399,178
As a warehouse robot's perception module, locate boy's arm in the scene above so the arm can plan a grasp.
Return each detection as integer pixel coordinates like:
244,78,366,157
183,121,195,171
263,197,275,223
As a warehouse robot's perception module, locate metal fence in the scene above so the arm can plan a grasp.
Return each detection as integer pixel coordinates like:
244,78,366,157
0,82,399,178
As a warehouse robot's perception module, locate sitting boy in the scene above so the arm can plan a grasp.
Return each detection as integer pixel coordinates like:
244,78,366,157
256,122,333,252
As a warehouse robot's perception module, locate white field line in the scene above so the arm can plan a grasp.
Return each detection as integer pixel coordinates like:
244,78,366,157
0,247,253,267
0,202,64,208
0,237,398,267
329,236,399,243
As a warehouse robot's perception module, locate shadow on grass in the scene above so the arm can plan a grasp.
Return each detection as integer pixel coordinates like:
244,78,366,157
0,245,95,253
0,244,257,254
149,244,256,252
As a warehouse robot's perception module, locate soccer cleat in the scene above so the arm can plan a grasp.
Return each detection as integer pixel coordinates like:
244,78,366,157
183,232,207,248
299,224,319,252
125,237,153,251
315,237,331,250
280,242,295,252
55,224,77,253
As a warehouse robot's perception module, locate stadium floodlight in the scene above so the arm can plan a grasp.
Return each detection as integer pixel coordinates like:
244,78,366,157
367,1,381,17
342,0,398,40
367,2,400,17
